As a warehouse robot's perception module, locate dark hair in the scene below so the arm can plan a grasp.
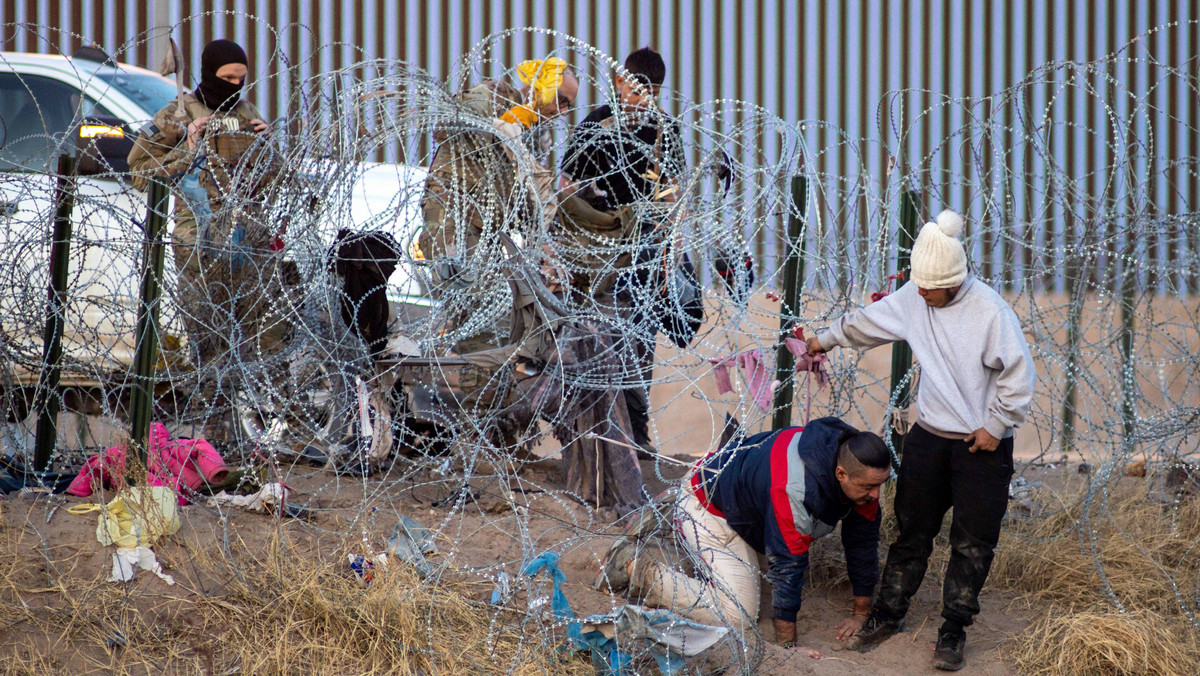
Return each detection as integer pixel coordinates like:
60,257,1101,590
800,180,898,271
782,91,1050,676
624,46,666,86
836,430,892,474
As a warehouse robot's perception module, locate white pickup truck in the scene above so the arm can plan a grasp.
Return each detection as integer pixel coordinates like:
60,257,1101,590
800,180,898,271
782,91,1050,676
0,49,428,386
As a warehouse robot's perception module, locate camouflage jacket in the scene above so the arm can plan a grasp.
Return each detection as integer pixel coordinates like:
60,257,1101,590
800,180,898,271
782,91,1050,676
419,80,554,262
127,92,271,214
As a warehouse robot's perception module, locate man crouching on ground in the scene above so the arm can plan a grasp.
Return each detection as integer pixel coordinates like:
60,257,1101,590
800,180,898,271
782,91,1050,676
595,417,891,659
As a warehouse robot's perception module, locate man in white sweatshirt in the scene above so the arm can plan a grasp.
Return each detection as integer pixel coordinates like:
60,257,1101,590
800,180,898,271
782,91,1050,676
806,209,1035,671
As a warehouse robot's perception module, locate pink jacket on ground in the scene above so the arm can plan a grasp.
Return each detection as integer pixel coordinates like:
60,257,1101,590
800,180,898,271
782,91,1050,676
66,423,229,505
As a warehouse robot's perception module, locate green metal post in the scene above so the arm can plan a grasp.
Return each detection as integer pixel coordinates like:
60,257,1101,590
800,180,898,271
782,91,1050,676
1118,236,1138,443
33,154,77,472
888,191,920,456
772,176,809,430
1060,217,1084,456
127,178,171,478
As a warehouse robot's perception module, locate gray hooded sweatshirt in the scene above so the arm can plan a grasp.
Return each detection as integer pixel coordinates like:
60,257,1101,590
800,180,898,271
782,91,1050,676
817,276,1035,440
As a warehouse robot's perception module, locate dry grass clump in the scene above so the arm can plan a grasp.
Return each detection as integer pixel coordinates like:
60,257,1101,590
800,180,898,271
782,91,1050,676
991,482,1200,675
991,485,1200,612
1009,609,1199,676
0,509,592,676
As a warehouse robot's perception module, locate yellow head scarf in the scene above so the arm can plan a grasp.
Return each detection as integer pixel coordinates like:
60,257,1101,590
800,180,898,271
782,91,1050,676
516,57,570,107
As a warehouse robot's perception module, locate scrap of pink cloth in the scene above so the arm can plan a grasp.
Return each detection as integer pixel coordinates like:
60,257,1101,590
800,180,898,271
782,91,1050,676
708,355,737,394
709,349,778,411
737,350,776,411
66,423,228,505
784,337,829,389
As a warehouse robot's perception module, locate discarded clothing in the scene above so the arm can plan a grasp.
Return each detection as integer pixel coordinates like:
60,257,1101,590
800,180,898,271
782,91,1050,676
68,486,181,585
490,571,513,605
577,605,729,676
784,336,829,389
709,355,736,395
328,229,402,355
517,319,647,509
66,422,228,505
520,551,580,640
110,546,175,585
738,350,776,410
67,485,181,549
207,482,287,513
506,552,726,675
386,515,438,577
783,337,829,424
0,454,74,494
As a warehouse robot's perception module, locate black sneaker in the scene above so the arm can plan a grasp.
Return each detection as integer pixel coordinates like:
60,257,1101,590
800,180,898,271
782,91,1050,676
933,631,966,671
845,615,905,653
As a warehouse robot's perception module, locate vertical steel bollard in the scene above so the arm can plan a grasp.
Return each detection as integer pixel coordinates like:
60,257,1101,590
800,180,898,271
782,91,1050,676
1118,238,1138,443
888,191,920,456
127,178,171,479
1060,218,1085,456
772,176,809,430
33,154,78,472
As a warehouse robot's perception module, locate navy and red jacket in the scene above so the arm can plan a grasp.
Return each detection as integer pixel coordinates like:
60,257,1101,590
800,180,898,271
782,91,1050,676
688,417,882,622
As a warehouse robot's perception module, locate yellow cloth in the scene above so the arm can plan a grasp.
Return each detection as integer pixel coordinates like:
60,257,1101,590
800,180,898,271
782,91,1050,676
67,486,181,549
515,57,569,109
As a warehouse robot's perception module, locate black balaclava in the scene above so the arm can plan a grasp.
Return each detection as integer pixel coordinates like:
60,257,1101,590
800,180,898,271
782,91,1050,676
194,39,248,112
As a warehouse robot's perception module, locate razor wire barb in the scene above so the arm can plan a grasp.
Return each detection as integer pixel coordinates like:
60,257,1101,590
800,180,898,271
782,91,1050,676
1,16,1199,674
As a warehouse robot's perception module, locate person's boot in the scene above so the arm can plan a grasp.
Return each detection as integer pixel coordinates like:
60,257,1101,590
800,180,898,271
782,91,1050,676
844,614,905,652
594,538,639,594
620,497,673,540
635,441,658,460
933,629,966,671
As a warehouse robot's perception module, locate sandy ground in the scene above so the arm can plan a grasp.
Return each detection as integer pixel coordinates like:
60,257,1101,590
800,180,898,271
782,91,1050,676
0,450,1049,675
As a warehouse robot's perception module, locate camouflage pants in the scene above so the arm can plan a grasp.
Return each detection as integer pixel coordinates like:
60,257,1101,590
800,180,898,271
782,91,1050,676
873,423,1014,634
172,211,291,369
172,211,294,438
610,290,656,448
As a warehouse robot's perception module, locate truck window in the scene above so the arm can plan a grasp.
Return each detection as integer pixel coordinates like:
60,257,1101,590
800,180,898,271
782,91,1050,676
0,73,85,172
87,70,177,120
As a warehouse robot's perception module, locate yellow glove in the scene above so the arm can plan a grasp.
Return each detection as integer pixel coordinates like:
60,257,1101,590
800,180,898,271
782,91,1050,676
498,104,539,129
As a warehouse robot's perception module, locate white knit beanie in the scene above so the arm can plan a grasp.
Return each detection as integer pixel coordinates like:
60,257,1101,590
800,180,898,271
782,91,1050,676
909,209,967,289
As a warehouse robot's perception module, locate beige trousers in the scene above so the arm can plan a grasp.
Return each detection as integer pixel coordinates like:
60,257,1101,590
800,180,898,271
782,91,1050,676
633,488,761,633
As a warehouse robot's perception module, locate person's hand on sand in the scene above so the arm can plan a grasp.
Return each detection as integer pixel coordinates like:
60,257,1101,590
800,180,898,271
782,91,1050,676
787,644,822,659
834,614,866,641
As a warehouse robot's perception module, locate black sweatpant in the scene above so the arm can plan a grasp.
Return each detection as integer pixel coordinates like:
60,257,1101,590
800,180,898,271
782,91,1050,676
873,422,1014,634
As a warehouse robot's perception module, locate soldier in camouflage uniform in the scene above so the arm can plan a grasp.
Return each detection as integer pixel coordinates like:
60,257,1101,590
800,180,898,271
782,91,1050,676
128,39,286,437
418,59,578,354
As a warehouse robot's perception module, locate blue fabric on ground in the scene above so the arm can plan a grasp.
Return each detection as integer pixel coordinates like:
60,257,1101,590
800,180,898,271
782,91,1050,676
578,606,729,676
0,455,75,494
510,552,727,675
520,551,580,641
